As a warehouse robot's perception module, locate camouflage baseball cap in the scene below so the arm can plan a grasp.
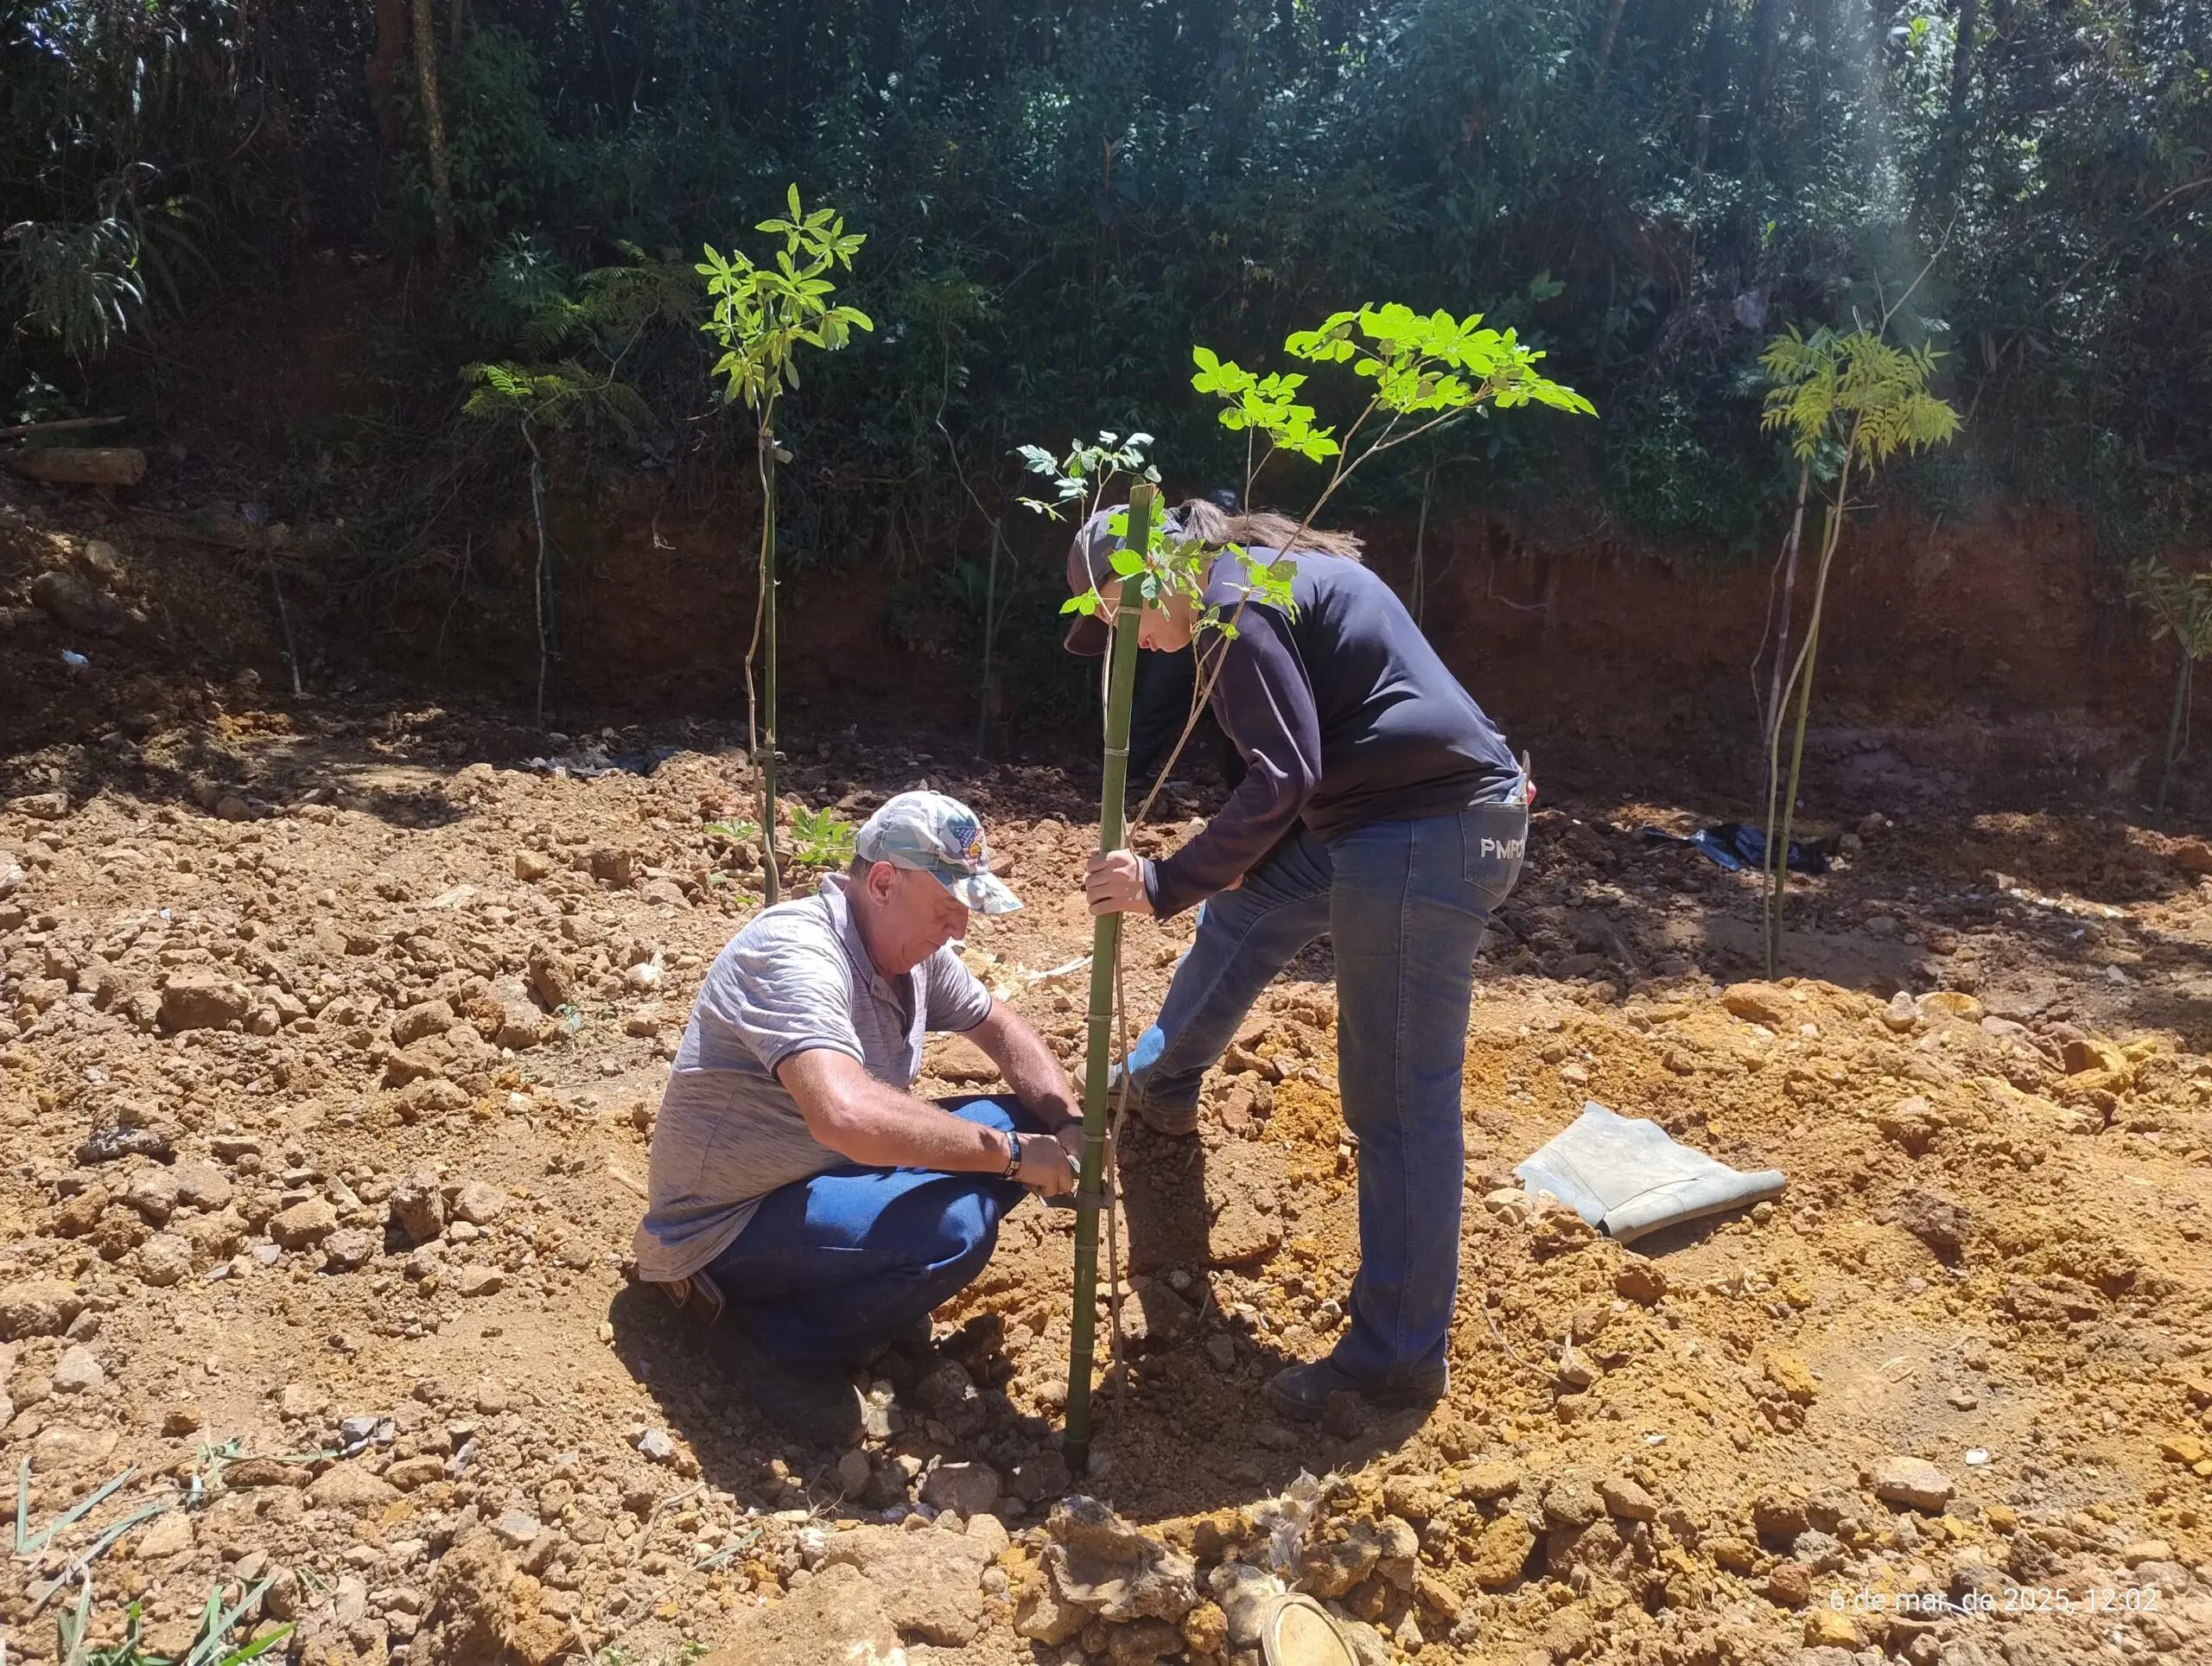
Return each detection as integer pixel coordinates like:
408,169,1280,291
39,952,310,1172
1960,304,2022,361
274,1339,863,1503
855,791,1020,914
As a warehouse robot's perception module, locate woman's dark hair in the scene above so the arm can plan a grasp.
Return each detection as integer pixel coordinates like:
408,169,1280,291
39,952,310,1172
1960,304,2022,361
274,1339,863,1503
1175,497,1363,560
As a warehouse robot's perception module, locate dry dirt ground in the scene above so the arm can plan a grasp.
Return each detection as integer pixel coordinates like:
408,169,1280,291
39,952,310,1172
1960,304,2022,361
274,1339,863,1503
5,507,2212,1666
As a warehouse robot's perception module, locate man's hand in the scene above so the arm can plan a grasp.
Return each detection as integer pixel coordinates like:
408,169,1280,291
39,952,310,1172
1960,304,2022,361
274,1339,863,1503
1015,1131,1077,1197
1085,849,1154,917
1052,1121,1086,1171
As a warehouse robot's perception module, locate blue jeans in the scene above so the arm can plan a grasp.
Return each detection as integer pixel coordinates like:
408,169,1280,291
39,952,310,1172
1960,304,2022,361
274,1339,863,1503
705,1096,1039,1366
1129,801,1528,1387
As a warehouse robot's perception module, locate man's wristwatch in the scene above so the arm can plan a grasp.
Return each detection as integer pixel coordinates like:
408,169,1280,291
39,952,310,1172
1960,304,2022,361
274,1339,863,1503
1001,1130,1024,1180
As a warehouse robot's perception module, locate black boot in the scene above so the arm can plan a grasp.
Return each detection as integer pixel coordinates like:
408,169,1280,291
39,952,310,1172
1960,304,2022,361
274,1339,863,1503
1263,1358,1447,1421
709,1322,863,1445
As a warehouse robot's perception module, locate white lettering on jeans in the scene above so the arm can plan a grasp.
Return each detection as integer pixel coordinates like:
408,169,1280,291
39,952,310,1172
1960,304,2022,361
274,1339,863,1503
1478,838,1525,862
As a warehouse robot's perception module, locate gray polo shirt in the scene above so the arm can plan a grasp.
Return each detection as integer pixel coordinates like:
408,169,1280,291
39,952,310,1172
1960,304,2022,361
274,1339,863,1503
632,875,995,1282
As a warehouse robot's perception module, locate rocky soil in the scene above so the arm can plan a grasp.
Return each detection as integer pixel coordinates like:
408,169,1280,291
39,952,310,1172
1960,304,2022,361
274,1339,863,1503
5,489,2212,1666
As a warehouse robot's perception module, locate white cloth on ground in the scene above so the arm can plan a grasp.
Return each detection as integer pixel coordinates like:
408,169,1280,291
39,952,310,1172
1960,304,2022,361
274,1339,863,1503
1514,1101,1787,1243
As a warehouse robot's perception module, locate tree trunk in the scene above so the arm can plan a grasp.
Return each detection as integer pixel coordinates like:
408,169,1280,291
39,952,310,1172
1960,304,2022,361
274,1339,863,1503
1948,0,1980,129
5,448,147,486
756,428,784,904
1592,0,1630,91
410,0,456,264
1955,0,1991,200
1064,484,1155,1477
2158,652,2190,817
1983,0,2013,93
366,0,409,153
1745,0,1787,170
1692,0,1732,174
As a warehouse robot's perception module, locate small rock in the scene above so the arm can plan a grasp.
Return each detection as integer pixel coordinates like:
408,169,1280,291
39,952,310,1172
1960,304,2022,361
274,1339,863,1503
31,567,130,636
636,1428,677,1463
322,1229,378,1272
526,944,576,1010
1883,989,1920,1031
1869,1455,1954,1512
7,790,70,820
392,1078,472,1122
307,1464,400,1510
1382,1476,1447,1522
1887,1189,1970,1260
0,1279,85,1339
136,1234,192,1288
588,845,637,887
1764,1561,1812,1607
1541,1473,1604,1529
1763,1350,1819,1404
384,1456,446,1491
1459,1461,1522,1500
1599,1475,1658,1522
171,1161,233,1212
1751,1491,1808,1537
1721,981,1794,1027
817,1521,993,1646
1613,1259,1668,1305
162,1403,205,1436
124,1167,181,1224
1805,1610,1860,1648
268,1198,339,1250
388,1170,446,1243
391,1000,461,1047
52,1345,105,1394
1182,1599,1230,1656
1205,1332,1238,1371
835,1449,872,1495
1465,1512,1535,1588
136,1510,195,1560
1009,1450,1073,1502
920,1459,1001,1517
159,970,251,1033
473,1377,511,1415
493,1507,543,1548
454,1267,504,1298
450,1181,509,1226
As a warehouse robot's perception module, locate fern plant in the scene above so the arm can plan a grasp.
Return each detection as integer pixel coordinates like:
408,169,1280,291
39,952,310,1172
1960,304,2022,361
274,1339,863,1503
700,185,873,903
1757,324,1961,974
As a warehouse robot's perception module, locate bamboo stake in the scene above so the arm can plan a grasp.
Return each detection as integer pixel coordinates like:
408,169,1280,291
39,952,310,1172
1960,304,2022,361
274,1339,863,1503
761,431,782,904
1063,482,1154,1474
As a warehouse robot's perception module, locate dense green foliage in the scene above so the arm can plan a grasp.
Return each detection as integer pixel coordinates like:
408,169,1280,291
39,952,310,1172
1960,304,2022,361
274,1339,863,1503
3,0,2209,588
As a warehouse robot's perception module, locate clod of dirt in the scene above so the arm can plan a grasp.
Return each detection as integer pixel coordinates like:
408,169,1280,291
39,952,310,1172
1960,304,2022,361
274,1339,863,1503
416,1529,534,1664
700,1561,899,1666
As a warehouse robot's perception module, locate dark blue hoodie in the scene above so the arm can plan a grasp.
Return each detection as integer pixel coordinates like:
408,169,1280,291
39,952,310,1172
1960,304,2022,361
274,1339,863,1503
1143,546,1522,919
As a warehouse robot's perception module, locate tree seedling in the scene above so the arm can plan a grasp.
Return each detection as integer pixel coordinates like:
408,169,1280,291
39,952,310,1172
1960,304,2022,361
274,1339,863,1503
1757,322,1961,975
700,186,873,903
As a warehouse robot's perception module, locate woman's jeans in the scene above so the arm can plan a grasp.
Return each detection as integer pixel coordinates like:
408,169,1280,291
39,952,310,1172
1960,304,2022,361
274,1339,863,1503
1125,799,1529,1389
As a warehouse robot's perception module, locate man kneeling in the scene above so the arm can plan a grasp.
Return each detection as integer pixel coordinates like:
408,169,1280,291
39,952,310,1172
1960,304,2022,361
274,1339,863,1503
633,792,1079,1443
